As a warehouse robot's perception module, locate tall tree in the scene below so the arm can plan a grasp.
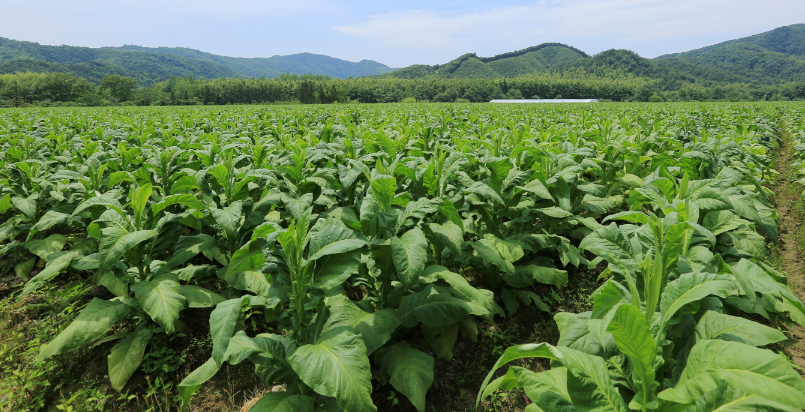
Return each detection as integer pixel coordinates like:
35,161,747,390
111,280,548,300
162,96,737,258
100,75,138,103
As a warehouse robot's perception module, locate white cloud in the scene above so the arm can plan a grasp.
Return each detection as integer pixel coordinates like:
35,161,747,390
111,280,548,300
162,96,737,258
4,0,332,20
332,0,805,58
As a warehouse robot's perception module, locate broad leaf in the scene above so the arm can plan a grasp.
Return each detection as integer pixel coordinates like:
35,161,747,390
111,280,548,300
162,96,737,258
323,296,400,355
180,286,225,308
210,201,243,238
249,392,314,412
21,250,81,297
178,357,220,411
374,342,434,412
210,297,246,364
659,272,740,335
397,285,487,328
151,193,207,216
694,311,786,346
99,229,158,273
659,340,805,409
391,228,427,288
288,329,376,412
27,234,67,260
606,304,657,408
108,324,151,391
131,273,185,335
308,224,365,261
38,298,130,361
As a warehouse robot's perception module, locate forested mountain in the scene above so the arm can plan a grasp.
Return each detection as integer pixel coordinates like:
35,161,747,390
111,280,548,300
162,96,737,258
0,37,396,84
381,24,805,86
109,45,396,79
654,24,805,85
2,24,802,86
658,24,805,59
381,43,588,79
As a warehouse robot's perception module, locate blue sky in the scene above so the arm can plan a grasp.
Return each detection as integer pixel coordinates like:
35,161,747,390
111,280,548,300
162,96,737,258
2,0,803,68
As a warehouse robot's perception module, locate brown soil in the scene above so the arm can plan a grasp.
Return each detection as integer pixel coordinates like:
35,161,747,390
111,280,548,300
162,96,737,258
770,130,805,372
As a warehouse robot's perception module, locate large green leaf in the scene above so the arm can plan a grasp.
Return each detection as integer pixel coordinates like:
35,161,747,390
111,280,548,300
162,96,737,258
659,340,805,409
323,295,400,355
178,357,220,412
210,201,243,238
511,367,574,412
664,382,798,412
180,286,225,308
506,265,568,288
659,272,740,335
131,273,185,335
98,228,158,273
132,183,152,227
397,285,486,328
519,179,554,202
12,195,37,218
314,249,361,291
703,211,747,236
471,235,521,275
288,329,376,412
249,392,314,412
308,224,365,261
72,195,126,218
578,223,637,274
694,311,786,346
557,346,629,412
476,343,560,406
31,210,71,232
14,258,36,280
426,221,463,257
225,239,270,295
371,176,397,212
536,206,574,218
27,233,67,260
464,182,504,205
151,193,207,216
210,297,246,364
156,234,217,275
422,266,493,312
557,312,618,358
20,250,81,297
374,342,434,412
421,323,458,361
37,298,130,361
391,228,427,288
606,304,656,408
108,324,151,391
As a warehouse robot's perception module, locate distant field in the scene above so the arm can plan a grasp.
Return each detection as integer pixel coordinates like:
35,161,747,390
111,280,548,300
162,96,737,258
1,102,805,412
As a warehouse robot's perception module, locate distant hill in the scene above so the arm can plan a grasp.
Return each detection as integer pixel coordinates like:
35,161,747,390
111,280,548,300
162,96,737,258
0,37,397,84
108,45,396,79
654,24,805,85
380,24,805,86
658,24,805,59
2,23,804,88
380,43,588,79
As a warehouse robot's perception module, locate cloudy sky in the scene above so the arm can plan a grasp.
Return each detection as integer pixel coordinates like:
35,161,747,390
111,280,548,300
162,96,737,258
1,0,803,68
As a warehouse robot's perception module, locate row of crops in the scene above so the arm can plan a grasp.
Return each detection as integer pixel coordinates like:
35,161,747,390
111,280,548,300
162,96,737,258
1,102,804,412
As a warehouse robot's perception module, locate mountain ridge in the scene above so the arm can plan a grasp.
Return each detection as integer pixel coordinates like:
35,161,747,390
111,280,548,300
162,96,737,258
0,37,396,84
1,24,804,87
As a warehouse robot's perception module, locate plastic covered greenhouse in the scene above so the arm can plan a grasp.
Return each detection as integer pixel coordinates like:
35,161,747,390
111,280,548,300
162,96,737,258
489,99,599,103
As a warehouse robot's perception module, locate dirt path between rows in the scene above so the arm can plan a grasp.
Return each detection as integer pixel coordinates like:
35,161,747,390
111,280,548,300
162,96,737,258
770,129,805,372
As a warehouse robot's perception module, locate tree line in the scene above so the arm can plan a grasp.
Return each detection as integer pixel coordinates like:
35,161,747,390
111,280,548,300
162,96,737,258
1,71,804,107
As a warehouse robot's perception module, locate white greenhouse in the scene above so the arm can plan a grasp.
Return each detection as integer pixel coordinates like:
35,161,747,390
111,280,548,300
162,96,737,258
489,99,599,103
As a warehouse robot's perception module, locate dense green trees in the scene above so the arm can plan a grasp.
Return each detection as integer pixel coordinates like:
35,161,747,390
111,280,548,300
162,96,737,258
100,75,137,103
1,69,804,107
0,71,96,106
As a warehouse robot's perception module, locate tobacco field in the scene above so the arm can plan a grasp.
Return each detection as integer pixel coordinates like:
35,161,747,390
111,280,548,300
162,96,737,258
1,102,805,412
